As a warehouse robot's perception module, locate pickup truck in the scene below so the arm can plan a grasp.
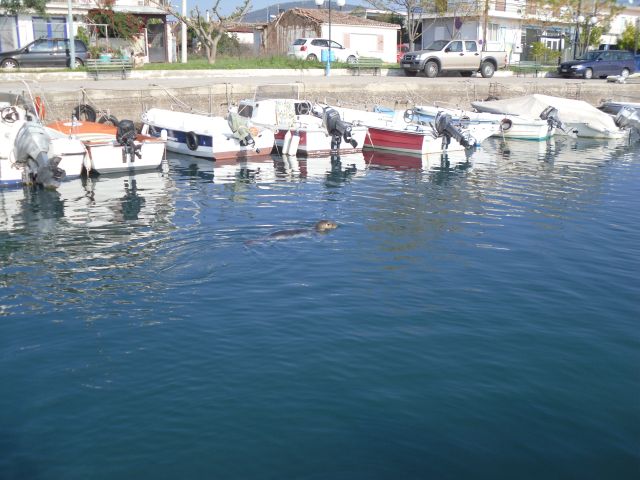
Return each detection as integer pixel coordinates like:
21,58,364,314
400,39,508,78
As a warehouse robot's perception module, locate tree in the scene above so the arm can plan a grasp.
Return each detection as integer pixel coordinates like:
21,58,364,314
153,0,250,64
0,0,46,15
365,0,429,48
618,21,638,51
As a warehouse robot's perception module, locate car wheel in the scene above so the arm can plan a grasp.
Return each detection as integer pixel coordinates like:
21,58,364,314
621,68,630,78
346,56,357,64
1,58,18,69
424,61,439,78
584,68,593,79
404,70,417,77
480,61,495,78
73,57,84,68
306,54,318,62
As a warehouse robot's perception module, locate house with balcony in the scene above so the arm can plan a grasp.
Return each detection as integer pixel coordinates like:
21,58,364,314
417,0,640,64
0,0,170,62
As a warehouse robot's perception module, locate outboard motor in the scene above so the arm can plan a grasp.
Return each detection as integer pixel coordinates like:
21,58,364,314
13,121,64,189
116,119,141,161
432,112,476,151
613,106,640,136
539,106,571,136
321,107,358,152
227,110,256,148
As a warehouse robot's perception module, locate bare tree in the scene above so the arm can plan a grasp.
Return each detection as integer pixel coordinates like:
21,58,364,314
153,0,251,64
366,0,429,48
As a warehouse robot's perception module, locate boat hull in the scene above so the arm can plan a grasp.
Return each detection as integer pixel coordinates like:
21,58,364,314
274,127,367,156
142,108,274,161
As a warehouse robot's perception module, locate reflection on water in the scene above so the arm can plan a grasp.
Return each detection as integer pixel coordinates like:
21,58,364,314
0,136,639,479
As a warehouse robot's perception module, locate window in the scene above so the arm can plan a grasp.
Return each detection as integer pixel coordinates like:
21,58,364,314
448,41,462,52
0,15,18,51
293,39,306,46
30,39,55,52
329,40,343,49
311,39,327,47
465,41,477,52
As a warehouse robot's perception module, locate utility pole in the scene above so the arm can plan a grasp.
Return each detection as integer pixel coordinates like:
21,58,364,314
181,0,187,63
482,0,489,51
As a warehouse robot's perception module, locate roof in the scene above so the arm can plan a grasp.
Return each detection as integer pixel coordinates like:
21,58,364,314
111,5,166,15
286,8,399,28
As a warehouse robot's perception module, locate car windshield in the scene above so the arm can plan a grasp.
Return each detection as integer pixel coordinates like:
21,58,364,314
577,51,602,61
425,40,450,51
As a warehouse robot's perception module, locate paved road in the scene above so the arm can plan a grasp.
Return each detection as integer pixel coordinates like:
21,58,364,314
0,68,626,94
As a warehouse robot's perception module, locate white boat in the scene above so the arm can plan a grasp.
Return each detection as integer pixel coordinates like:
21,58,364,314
47,119,166,174
0,102,84,188
413,104,554,141
238,98,367,156
471,94,627,139
141,108,275,161
362,112,497,156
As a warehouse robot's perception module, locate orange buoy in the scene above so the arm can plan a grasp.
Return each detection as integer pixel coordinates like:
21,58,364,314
34,96,45,120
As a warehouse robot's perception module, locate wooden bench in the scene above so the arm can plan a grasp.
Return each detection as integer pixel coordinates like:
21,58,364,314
85,58,134,80
511,61,544,77
348,57,383,76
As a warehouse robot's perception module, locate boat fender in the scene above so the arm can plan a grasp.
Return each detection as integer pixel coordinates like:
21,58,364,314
97,114,119,126
500,118,513,132
282,130,292,154
287,134,300,156
34,96,45,120
186,131,199,151
73,104,97,122
403,109,414,123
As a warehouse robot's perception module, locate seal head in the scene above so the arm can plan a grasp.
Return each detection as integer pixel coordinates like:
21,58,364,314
315,220,338,233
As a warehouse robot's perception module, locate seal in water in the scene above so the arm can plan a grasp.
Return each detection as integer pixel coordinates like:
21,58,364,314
246,220,338,245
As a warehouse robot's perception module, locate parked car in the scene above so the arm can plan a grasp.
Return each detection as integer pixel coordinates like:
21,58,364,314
558,50,635,79
400,39,508,78
0,38,88,69
397,43,410,63
288,38,358,63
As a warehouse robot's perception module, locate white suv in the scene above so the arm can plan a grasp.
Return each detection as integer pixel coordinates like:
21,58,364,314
288,38,358,63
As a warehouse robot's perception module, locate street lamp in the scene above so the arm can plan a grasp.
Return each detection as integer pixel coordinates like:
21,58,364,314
314,0,346,76
584,15,598,56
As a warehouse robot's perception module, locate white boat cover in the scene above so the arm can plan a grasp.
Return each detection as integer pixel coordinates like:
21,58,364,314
471,94,621,137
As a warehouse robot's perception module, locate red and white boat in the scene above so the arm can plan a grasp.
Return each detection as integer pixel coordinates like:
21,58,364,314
363,114,497,156
47,119,166,174
238,98,367,156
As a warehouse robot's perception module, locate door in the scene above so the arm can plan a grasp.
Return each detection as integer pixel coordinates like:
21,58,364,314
21,39,56,67
464,41,480,68
444,40,465,68
147,23,166,63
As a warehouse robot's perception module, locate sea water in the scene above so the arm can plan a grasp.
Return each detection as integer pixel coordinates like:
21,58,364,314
1,137,638,479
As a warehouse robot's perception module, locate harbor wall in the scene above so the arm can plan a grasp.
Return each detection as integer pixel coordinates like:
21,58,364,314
7,70,640,123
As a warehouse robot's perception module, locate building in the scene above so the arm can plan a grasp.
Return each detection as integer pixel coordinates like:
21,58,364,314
262,8,400,63
417,0,640,63
0,0,170,62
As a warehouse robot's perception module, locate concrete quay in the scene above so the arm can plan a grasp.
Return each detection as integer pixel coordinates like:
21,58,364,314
3,68,640,122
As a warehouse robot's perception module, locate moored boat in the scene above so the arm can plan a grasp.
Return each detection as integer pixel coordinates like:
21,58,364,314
238,98,367,156
141,108,275,161
47,119,166,174
414,104,554,141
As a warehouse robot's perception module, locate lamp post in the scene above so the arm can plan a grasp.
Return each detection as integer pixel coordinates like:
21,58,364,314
573,14,584,59
584,15,598,55
67,0,75,69
315,0,346,76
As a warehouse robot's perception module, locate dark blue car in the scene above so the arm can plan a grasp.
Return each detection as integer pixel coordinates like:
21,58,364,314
558,50,635,79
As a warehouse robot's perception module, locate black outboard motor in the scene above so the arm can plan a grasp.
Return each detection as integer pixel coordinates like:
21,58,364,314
321,107,358,152
432,112,476,151
116,119,141,161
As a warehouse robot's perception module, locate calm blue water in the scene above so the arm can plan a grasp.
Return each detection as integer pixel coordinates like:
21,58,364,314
1,137,639,479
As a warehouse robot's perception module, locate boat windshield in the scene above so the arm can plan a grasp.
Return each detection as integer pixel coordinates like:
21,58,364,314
425,40,450,51
577,51,602,61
